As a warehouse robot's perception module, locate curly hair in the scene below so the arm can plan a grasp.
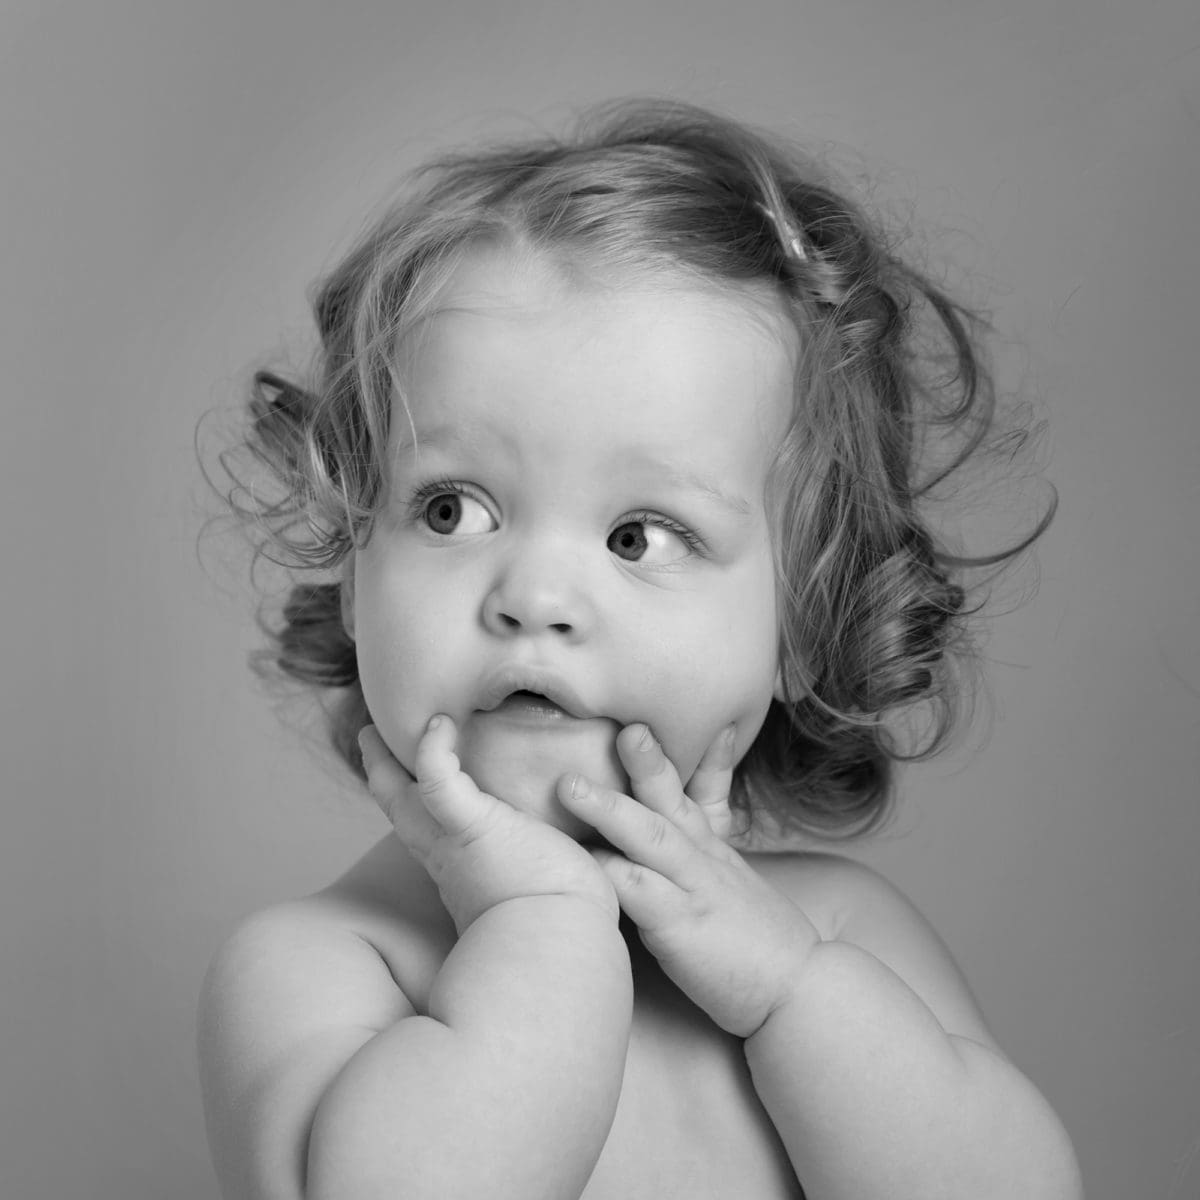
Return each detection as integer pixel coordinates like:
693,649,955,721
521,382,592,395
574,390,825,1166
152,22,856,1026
218,99,1052,839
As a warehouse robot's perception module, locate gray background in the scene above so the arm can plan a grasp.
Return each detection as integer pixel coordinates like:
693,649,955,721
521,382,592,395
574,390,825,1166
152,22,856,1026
3,2,1197,1197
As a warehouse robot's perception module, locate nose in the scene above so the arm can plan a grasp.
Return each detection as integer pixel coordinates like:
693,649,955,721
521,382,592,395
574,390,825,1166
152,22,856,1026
481,539,594,641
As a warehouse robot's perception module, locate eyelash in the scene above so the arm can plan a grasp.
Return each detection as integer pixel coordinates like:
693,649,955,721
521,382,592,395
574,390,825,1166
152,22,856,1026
619,509,708,555
404,478,708,555
406,477,479,518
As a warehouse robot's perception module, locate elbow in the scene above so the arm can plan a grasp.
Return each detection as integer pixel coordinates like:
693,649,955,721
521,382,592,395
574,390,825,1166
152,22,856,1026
1036,1121,1084,1200
952,1037,1083,1200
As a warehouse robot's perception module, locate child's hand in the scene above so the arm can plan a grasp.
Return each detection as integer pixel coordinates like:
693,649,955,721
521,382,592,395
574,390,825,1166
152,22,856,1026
559,725,821,1038
360,717,618,933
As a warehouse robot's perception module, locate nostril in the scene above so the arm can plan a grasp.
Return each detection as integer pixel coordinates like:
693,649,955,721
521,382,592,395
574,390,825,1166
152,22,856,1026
486,599,577,636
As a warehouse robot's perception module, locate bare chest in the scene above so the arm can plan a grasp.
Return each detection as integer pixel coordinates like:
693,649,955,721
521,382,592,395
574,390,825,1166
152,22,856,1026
338,843,805,1198
375,910,802,1198
581,941,803,1200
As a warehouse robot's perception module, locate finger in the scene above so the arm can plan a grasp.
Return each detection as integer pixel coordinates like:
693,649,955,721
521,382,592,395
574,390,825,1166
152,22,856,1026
617,724,714,843
684,724,737,841
562,774,697,887
411,714,496,839
359,725,438,854
589,846,679,931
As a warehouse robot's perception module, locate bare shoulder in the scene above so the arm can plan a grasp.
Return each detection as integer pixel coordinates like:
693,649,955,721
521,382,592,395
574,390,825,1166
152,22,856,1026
199,837,445,1054
746,850,997,1048
197,837,448,1199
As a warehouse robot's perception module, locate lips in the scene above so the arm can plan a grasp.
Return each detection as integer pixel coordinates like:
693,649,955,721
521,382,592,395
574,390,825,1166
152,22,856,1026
475,666,591,720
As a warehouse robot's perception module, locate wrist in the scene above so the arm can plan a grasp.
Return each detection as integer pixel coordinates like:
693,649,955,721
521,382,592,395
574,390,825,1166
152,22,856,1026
745,939,904,1056
434,894,632,1031
445,865,619,934
457,893,630,984
736,921,823,1040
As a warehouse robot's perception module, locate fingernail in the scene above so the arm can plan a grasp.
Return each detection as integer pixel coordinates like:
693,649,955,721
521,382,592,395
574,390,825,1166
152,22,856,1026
635,724,656,751
427,714,443,732
571,773,591,800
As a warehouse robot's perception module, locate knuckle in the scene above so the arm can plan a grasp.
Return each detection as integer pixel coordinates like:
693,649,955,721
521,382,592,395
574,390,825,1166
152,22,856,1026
645,813,671,848
417,772,449,801
426,840,454,876
459,798,500,842
622,859,646,888
669,795,693,822
455,812,491,848
595,787,619,814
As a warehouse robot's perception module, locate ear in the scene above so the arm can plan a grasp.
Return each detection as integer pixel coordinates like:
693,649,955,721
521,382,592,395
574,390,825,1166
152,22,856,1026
340,554,356,641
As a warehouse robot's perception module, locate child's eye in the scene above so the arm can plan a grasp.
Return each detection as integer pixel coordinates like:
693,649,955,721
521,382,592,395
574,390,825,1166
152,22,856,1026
415,485,497,536
607,517,701,565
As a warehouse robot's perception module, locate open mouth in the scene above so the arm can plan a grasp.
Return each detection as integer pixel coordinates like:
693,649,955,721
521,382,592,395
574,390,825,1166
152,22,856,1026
475,668,591,723
492,689,570,718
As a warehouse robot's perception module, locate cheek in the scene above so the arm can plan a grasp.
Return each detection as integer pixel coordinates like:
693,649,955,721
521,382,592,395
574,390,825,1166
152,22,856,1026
353,564,463,758
629,591,779,778
652,665,775,780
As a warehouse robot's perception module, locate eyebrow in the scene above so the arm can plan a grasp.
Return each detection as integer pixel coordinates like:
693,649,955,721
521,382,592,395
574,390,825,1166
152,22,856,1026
634,457,754,519
392,422,512,459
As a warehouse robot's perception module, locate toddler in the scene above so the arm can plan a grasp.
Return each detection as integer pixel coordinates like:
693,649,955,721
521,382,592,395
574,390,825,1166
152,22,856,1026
199,100,1082,1199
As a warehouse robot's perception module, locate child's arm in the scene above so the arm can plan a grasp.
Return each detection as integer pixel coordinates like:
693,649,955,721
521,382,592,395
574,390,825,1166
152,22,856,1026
741,856,1082,1200
560,728,1082,1200
198,719,632,1200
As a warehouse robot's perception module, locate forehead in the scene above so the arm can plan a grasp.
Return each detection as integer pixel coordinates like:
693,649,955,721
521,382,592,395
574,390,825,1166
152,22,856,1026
391,247,798,470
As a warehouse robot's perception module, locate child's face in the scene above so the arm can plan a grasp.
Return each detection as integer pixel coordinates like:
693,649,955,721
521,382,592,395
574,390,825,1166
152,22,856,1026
351,247,796,838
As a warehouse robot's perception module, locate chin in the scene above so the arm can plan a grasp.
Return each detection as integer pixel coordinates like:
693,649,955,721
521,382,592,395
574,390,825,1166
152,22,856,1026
461,757,593,839
458,721,626,840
